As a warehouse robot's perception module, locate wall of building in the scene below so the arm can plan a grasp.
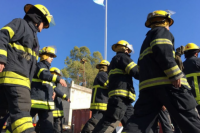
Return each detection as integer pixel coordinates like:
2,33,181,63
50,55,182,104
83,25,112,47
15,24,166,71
62,81,92,126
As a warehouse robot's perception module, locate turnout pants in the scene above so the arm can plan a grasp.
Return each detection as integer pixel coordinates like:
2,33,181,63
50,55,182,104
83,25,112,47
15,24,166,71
92,96,133,133
54,117,63,133
152,109,173,133
30,108,54,133
122,86,200,133
1,86,35,133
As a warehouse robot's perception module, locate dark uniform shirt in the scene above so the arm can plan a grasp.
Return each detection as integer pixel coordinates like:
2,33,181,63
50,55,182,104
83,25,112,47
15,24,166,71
90,71,109,111
0,18,40,89
108,52,139,103
183,56,200,105
53,83,68,117
31,60,61,110
138,27,190,91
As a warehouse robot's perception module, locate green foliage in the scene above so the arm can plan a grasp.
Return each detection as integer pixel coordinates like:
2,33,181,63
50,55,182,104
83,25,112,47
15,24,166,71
62,46,103,88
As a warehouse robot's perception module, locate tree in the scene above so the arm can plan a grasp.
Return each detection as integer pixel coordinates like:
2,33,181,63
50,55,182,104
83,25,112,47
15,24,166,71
61,46,103,88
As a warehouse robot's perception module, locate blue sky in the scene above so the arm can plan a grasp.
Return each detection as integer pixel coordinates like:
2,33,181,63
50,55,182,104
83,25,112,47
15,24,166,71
1,0,200,103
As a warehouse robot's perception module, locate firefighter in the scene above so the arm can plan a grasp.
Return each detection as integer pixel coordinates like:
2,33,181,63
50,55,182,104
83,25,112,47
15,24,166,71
81,60,110,133
30,46,67,133
92,40,139,133
183,43,200,112
50,67,70,133
0,4,55,133
122,10,200,133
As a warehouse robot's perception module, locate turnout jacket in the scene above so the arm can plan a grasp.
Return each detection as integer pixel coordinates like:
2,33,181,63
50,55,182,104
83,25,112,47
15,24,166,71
90,71,109,111
183,56,200,105
0,18,39,89
53,82,68,117
31,60,61,110
108,52,139,103
138,27,190,91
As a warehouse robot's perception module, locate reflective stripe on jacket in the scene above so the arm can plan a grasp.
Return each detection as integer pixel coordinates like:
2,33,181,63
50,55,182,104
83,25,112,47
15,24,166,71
90,71,109,111
138,27,187,91
108,52,139,103
0,18,40,89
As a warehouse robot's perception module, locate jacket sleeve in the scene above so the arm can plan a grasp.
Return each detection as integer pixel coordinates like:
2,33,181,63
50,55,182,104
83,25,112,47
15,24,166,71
97,72,109,87
54,83,68,100
120,55,139,80
151,28,183,81
36,64,61,83
0,19,24,64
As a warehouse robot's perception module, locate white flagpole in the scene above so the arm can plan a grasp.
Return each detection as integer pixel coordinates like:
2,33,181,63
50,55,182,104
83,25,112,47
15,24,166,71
104,0,107,60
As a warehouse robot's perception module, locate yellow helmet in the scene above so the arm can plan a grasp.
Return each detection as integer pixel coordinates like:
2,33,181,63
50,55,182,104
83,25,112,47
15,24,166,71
24,4,55,28
112,40,133,53
96,60,110,69
50,67,62,76
39,46,57,57
145,10,174,28
184,43,200,51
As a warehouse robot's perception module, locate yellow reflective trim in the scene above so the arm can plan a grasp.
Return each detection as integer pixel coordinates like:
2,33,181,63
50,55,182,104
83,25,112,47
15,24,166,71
109,68,126,76
52,74,57,82
13,123,33,133
173,51,175,58
108,89,136,101
93,85,107,89
37,68,48,78
53,85,56,89
53,110,64,117
11,117,32,133
186,73,200,104
90,103,107,111
125,62,137,74
164,65,182,78
9,43,37,59
0,71,30,88
1,26,15,39
150,38,173,48
139,77,190,90
104,80,109,87
31,100,55,110
0,49,7,57
31,99,54,105
92,87,98,103
6,129,11,133
32,78,53,86
139,47,153,60
62,94,67,99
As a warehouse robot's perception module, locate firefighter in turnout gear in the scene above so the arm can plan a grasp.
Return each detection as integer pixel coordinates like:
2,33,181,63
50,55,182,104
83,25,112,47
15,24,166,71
183,43,200,113
81,60,110,133
30,46,67,133
122,10,200,133
92,40,139,133
0,4,55,133
50,67,70,133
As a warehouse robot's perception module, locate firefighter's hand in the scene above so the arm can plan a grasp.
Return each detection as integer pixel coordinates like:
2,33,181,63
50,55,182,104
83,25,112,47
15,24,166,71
171,79,181,88
0,62,5,72
67,98,71,103
162,106,166,111
60,79,67,87
52,92,56,100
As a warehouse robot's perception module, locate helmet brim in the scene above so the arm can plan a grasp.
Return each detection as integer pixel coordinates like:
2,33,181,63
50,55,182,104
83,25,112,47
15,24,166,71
145,17,174,28
24,4,50,29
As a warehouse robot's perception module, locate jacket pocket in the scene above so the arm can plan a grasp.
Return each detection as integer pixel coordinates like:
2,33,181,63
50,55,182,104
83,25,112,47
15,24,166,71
171,89,197,111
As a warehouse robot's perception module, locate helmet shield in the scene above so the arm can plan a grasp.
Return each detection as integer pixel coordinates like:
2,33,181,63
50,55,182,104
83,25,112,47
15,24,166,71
47,15,56,27
127,44,134,54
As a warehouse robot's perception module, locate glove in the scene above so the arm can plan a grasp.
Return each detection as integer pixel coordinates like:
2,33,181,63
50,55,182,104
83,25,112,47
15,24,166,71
175,46,185,57
175,46,184,71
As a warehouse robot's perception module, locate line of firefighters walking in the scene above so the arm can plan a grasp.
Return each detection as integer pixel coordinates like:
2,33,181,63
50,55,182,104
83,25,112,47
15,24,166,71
0,4,70,133
0,2,200,133
81,10,200,133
